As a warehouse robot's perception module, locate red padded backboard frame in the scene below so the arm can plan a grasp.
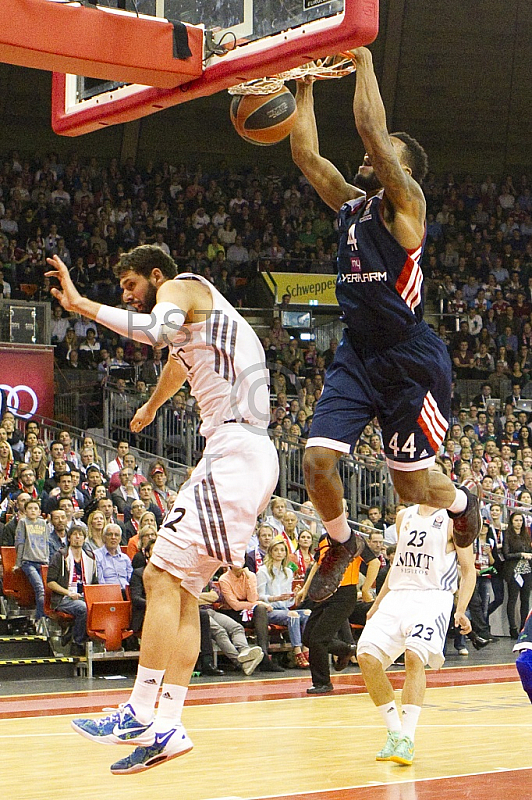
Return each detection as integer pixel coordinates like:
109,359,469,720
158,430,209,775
51,0,379,137
0,0,203,89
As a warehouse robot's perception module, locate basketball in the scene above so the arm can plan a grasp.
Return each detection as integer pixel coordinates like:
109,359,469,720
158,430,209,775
230,87,297,146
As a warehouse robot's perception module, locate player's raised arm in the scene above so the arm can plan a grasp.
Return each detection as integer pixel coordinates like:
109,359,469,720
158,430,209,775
130,357,187,433
46,254,188,347
452,521,476,634
290,80,363,212
351,47,425,225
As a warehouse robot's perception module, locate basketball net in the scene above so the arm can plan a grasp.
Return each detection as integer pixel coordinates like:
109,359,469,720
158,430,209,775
227,54,356,96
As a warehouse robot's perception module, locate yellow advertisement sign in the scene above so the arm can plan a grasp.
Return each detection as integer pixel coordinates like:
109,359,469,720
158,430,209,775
267,272,338,306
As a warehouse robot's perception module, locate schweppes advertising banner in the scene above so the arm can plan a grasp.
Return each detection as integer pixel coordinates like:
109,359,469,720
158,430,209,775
265,273,338,306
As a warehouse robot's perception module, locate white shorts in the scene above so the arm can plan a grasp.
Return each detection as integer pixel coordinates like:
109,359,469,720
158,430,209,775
357,589,453,670
151,423,279,598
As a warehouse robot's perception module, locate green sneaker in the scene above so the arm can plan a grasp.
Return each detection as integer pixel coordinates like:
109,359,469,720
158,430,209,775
390,734,415,766
375,730,400,761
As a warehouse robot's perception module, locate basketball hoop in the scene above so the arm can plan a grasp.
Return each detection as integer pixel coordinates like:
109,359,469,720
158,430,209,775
227,53,356,96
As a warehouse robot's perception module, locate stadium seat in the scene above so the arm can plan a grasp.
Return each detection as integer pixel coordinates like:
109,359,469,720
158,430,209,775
83,584,133,651
0,546,35,609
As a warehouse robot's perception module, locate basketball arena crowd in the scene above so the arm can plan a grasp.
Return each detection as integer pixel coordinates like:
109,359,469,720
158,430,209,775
1,150,532,675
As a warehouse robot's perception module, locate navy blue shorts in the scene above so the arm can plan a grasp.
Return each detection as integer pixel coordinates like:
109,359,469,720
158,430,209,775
308,322,451,471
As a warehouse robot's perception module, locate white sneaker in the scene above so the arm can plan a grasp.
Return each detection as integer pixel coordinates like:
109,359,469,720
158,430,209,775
110,725,193,774
237,645,264,676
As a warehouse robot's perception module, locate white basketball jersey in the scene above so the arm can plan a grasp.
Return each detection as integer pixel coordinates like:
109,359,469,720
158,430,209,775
388,506,458,593
169,274,271,438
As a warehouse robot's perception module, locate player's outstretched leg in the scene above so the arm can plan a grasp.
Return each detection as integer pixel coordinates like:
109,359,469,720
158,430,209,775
448,482,483,548
110,585,200,774
392,469,482,550
303,446,364,601
308,532,365,601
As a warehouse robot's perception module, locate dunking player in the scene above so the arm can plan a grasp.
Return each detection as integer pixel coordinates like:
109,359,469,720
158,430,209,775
356,494,476,765
290,47,481,601
46,246,278,773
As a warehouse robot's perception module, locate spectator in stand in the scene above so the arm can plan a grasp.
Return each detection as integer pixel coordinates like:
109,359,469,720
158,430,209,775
2,413,24,457
245,523,274,573
85,508,106,553
46,440,76,476
0,441,16,490
256,538,310,668
0,492,30,546
200,585,264,676
111,467,140,513
112,446,144,488
78,327,101,368
46,525,98,655
47,508,70,560
264,496,287,536
137,482,163,526
130,525,158,570
45,471,85,514
97,495,126,542
123,499,149,543
58,496,87,534
94,523,133,594
282,510,299,551
503,511,532,638
218,565,284,672
269,317,290,351
141,345,165,386
293,529,314,579
148,462,170,515
368,505,385,531
51,305,71,344
14,498,48,633
107,440,130,476
57,430,80,468
80,436,105,470
127,511,158,560
80,464,106,506
10,464,47,505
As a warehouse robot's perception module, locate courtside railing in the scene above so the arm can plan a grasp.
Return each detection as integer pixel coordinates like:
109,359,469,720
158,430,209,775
102,385,396,517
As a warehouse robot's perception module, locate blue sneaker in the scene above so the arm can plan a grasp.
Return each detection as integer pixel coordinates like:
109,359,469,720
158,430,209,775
71,703,154,746
110,726,193,774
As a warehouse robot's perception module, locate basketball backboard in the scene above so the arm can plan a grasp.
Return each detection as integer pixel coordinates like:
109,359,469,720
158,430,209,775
51,0,379,136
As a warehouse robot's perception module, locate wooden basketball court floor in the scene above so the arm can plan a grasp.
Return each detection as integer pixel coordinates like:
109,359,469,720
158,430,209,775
1,663,531,800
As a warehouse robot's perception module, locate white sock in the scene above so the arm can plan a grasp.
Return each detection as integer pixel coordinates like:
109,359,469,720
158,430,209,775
154,684,188,733
448,487,467,514
401,704,422,740
377,701,401,732
128,665,165,724
323,511,351,544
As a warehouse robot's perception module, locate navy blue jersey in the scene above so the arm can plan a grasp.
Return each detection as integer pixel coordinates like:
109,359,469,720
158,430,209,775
336,192,426,348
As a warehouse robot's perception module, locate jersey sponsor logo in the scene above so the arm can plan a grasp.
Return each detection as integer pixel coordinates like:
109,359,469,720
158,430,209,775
350,257,361,272
396,551,435,571
433,514,444,529
339,271,387,284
